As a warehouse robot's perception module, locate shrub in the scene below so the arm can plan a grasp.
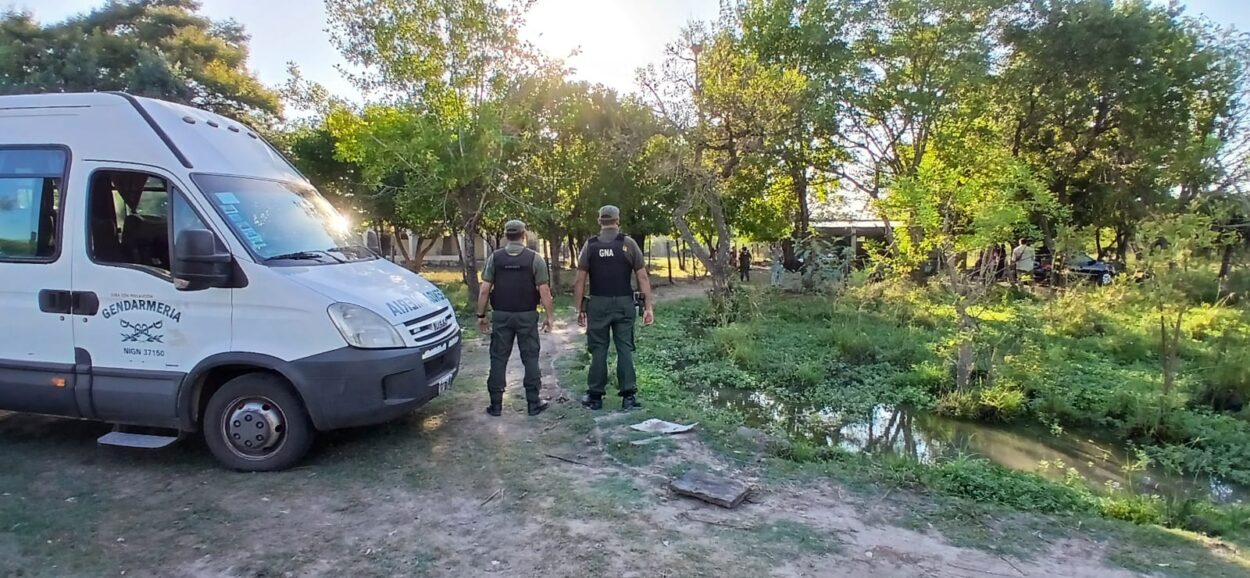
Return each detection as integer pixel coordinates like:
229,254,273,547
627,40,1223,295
1096,493,1164,525
922,455,1094,514
977,382,1027,422
682,361,758,390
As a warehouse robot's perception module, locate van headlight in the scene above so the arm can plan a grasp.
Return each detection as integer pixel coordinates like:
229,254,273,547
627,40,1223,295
328,303,406,349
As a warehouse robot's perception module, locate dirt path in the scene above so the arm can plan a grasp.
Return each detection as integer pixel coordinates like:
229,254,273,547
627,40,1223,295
0,282,1161,577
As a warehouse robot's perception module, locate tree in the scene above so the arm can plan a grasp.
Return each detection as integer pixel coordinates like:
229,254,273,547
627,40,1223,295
1002,0,1246,264
0,0,282,124
505,76,670,289
739,0,856,265
639,19,805,296
835,0,1007,254
325,0,537,297
881,104,1054,392
1136,212,1222,397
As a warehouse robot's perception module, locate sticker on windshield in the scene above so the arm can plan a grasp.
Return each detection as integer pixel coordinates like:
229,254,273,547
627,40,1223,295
215,192,241,204
220,203,239,215
237,223,268,250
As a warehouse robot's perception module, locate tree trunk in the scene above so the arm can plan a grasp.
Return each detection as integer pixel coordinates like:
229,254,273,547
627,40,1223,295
673,182,732,296
792,163,810,240
455,191,484,299
944,255,978,392
1040,214,1059,285
407,237,438,272
782,235,799,271
568,232,581,269
546,229,564,293
1159,308,1184,398
393,225,412,264
1218,243,1235,297
666,240,674,285
1160,312,1173,397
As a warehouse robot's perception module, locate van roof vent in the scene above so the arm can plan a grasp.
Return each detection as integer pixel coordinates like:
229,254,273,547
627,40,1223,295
182,116,196,124
206,120,219,128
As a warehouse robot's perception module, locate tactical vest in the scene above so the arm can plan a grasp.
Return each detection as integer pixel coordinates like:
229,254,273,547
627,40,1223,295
490,248,540,312
587,233,634,297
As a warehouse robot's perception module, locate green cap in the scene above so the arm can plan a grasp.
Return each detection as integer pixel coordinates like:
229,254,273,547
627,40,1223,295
504,219,526,234
598,205,620,220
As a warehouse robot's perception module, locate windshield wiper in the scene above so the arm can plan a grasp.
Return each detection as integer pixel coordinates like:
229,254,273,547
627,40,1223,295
326,245,376,259
264,250,332,263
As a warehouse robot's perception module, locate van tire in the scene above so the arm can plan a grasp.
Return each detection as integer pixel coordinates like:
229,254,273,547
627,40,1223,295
203,373,314,472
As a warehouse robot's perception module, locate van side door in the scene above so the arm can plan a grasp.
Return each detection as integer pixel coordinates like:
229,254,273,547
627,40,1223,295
0,147,79,417
69,163,232,428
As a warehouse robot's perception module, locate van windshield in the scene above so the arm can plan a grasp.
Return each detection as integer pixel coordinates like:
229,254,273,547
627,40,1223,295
192,174,373,264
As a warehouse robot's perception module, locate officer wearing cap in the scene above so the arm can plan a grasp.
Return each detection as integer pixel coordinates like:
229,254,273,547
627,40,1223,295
573,205,655,411
476,219,553,417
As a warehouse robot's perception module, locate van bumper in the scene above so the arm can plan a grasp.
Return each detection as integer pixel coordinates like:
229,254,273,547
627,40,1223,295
288,335,462,431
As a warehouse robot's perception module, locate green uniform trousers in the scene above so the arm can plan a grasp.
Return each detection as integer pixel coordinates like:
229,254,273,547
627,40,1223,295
488,310,542,403
586,295,637,398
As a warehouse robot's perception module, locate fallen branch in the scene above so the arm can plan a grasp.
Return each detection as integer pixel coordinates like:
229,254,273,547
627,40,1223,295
998,555,1025,577
678,512,755,531
480,488,502,507
544,453,592,467
947,562,1015,577
542,415,566,432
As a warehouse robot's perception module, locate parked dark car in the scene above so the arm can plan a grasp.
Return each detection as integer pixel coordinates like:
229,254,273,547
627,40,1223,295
1035,250,1118,285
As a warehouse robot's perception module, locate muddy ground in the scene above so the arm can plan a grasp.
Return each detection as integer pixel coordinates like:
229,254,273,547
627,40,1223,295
0,283,1243,577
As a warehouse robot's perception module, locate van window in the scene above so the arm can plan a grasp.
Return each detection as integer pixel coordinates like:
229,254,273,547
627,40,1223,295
87,170,209,275
193,174,373,264
0,148,66,261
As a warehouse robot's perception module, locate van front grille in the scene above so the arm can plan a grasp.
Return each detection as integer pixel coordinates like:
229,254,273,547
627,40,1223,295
402,305,458,347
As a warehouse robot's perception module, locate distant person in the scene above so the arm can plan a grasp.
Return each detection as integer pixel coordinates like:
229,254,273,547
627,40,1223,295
729,245,739,270
476,220,553,417
573,206,655,411
739,246,752,282
1011,238,1035,285
769,244,784,286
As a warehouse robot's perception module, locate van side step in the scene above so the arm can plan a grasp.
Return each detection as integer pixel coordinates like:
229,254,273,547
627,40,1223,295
98,431,181,449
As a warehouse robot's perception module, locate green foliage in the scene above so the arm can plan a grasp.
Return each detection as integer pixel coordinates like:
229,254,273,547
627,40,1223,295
924,455,1095,514
0,0,282,123
324,0,540,294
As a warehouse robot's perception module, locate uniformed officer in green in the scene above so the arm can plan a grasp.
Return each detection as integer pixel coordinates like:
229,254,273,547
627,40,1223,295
573,206,655,411
476,220,554,417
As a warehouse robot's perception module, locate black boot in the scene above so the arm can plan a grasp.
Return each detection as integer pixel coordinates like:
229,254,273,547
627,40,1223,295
527,399,549,416
581,394,603,411
486,392,502,417
621,394,642,411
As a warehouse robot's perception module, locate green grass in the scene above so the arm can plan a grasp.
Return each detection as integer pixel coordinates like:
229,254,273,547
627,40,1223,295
628,282,1250,571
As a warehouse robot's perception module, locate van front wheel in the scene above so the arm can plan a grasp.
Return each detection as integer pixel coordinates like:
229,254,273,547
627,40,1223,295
203,374,314,472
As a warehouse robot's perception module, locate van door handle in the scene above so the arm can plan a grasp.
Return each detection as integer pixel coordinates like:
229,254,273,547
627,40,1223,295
72,291,100,316
38,289,72,314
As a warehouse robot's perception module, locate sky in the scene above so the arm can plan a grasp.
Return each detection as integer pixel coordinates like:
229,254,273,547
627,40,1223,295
7,0,1249,104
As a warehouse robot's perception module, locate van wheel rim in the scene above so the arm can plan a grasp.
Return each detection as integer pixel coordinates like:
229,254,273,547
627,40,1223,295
221,396,287,460
1101,273,1112,285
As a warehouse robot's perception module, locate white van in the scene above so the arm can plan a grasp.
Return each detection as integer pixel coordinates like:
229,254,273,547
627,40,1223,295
0,93,461,471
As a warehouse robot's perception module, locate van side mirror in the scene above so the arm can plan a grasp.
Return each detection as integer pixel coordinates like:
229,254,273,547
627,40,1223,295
364,229,382,253
173,228,232,290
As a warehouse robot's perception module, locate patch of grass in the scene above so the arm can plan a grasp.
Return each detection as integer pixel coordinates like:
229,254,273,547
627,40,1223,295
634,286,1250,548
748,520,842,556
604,433,676,467
666,462,693,478
1102,521,1250,578
895,499,1058,559
545,474,643,521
